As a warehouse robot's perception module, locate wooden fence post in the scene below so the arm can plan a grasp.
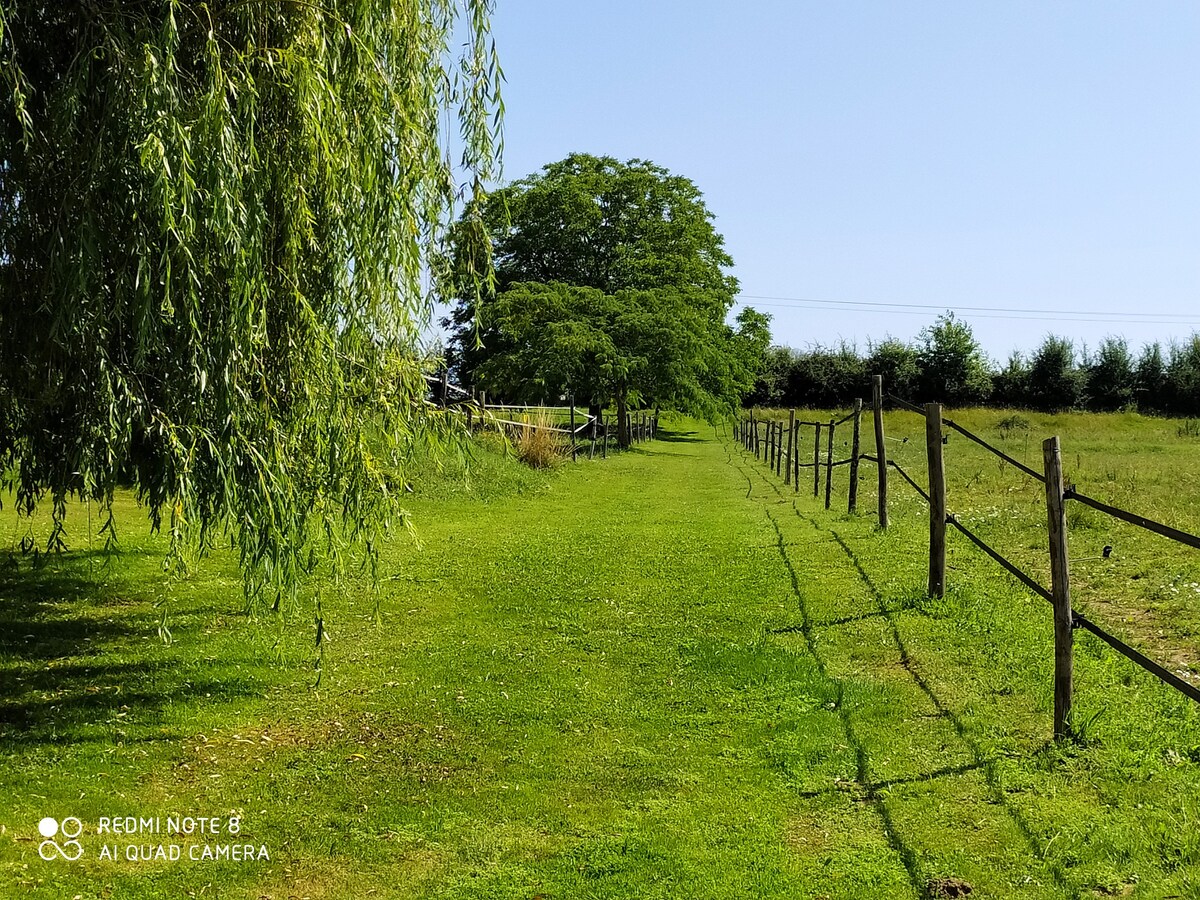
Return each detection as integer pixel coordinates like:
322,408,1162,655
439,367,449,406
602,415,608,458
813,423,821,497
784,410,795,485
793,422,800,492
569,394,577,461
776,421,784,477
848,398,862,513
754,418,760,459
873,375,889,529
824,420,835,510
1043,435,1074,741
925,403,946,598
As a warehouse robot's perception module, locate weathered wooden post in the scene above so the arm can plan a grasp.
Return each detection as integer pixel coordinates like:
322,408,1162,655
569,394,578,461
925,403,946,598
1043,436,1074,741
602,415,608,459
813,423,821,497
784,409,795,485
777,422,787,480
793,422,800,491
873,375,889,529
824,420,835,510
439,367,449,406
848,398,862,513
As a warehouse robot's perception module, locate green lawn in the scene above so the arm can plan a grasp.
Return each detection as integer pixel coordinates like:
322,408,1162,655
2,417,1199,898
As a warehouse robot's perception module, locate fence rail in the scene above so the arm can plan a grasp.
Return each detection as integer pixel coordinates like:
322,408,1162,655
427,370,659,460
736,401,864,512
738,377,1200,741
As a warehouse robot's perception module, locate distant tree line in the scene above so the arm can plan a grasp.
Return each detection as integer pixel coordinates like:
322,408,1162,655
747,313,1200,415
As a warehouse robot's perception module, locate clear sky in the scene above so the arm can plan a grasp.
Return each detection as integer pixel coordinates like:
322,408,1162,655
483,1,1200,360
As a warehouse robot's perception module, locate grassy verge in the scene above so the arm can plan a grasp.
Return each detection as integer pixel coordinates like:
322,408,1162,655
751,406,1200,679
1,417,1198,898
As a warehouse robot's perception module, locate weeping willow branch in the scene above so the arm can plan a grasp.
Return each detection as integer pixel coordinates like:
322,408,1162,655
0,0,501,615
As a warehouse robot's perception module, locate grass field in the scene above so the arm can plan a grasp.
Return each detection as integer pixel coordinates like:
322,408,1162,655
2,414,1200,898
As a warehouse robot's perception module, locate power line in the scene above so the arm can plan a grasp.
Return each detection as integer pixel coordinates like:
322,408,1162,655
735,294,1200,326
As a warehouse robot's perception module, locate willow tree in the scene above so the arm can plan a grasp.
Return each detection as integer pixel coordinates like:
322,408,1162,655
0,3,501,612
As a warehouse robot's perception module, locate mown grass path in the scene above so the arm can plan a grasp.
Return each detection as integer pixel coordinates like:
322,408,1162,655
2,423,1198,898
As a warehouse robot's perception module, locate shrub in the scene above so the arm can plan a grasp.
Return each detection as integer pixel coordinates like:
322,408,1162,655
1086,337,1135,411
866,338,920,402
916,313,992,406
1027,335,1084,411
1166,336,1200,417
784,342,866,408
992,351,1030,407
514,409,565,468
1136,342,1168,413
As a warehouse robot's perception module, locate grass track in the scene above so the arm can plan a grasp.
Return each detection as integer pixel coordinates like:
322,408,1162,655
1,421,1199,898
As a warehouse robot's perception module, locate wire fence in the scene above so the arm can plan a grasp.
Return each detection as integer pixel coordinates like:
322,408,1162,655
737,373,1200,740
734,402,863,511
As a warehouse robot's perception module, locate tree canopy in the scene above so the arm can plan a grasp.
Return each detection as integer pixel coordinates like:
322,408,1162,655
443,153,757,441
470,282,764,444
0,2,502,612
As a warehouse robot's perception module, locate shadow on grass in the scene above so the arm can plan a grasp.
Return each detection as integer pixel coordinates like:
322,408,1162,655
0,552,263,748
654,429,703,443
728,444,1079,895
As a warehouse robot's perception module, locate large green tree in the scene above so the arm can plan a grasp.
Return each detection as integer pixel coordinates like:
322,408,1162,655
443,153,756,440
0,2,501,612
445,155,740,371
472,282,762,446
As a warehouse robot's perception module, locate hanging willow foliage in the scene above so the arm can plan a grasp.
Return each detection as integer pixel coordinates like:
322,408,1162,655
0,1,501,612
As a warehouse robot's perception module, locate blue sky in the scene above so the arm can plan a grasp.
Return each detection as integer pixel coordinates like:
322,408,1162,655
483,1,1200,360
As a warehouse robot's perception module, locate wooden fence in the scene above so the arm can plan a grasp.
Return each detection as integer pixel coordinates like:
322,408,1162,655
425,373,659,459
477,401,658,460
736,374,1200,741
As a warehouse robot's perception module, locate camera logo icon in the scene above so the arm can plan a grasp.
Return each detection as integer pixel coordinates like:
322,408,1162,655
38,817,84,861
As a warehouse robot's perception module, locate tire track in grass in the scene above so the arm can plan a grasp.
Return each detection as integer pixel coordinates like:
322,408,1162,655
729,436,1076,897
724,449,926,898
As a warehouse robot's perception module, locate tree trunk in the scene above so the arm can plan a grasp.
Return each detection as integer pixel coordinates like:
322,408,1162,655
617,391,630,448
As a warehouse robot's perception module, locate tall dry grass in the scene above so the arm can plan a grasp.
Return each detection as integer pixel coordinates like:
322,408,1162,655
514,409,566,468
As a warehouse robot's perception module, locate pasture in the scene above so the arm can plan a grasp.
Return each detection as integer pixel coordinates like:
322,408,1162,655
2,413,1199,898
